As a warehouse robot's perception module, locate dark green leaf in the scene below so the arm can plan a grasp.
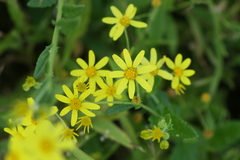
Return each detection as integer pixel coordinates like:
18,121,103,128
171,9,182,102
62,4,85,18
27,0,57,8
171,113,198,140
105,104,134,115
33,45,51,79
57,18,80,35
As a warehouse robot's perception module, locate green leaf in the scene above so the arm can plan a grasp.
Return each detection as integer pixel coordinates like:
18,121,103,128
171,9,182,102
33,45,51,79
62,4,85,18
208,121,240,150
93,118,133,149
105,104,134,115
170,114,198,140
27,0,57,8
71,147,94,160
57,18,80,35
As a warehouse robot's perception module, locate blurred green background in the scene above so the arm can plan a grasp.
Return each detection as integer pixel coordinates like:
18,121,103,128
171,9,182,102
1,0,240,160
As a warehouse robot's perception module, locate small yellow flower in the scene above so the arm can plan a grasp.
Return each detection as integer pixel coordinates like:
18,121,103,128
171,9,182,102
109,49,156,99
93,77,122,106
55,85,100,126
73,77,89,92
76,116,93,134
166,53,195,89
148,125,164,143
141,48,173,88
174,83,186,95
151,0,162,7
102,4,148,41
70,50,110,93
61,128,79,142
22,76,41,91
201,92,211,103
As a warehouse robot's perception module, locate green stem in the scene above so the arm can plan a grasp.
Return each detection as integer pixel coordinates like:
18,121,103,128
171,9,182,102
140,103,160,117
92,101,133,105
55,113,68,128
124,28,130,50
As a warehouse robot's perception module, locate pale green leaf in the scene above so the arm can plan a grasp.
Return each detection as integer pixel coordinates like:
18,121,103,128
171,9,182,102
57,18,80,35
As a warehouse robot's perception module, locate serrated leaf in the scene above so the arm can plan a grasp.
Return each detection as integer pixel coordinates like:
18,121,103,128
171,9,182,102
93,118,133,149
71,147,94,160
62,4,85,18
33,45,51,79
27,0,57,8
170,114,198,140
208,121,240,150
105,104,134,115
57,18,80,35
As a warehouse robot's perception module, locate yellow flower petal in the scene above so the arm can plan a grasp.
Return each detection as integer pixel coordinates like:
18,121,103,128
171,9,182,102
102,17,118,24
109,25,118,38
123,49,132,67
180,76,191,85
106,76,113,86
71,110,78,126
138,65,156,74
60,106,71,116
113,25,124,41
128,6,137,19
148,76,154,88
94,94,107,102
171,77,179,89
95,56,109,69
175,54,182,66
181,58,191,70
150,48,157,64
130,20,147,28
158,70,173,80
79,90,91,100
112,54,127,70
70,69,85,77
79,108,96,117
141,57,150,65
82,102,100,110
133,50,145,68
156,58,164,68
27,97,35,108
110,6,122,18
55,94,70,104
125,4,135,17
183,70,195,76
117,78,128,94
109,71,124,78
97,70,110,76
166,58,175,69
88,50,95,66
136,76,152,92
128,80,135,99
62,85,74,99
114,93,122,99
76,58,88,69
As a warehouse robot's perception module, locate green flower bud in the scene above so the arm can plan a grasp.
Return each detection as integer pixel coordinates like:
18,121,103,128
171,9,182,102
160,140,169,149
163,132,170,140
158,119,167,129
140,130,151,140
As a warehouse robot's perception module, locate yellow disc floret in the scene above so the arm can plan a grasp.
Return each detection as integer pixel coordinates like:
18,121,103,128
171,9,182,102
124,67,138,80
173,67,183,77
85,66,96,78
106,86,116,95
120,16,130,26
70,98,82,110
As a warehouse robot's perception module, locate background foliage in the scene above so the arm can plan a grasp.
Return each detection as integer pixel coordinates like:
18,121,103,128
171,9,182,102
1,0,240,159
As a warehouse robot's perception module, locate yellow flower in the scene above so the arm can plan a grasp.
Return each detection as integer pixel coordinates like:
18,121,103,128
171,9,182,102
22,76,41,91
174,83,186,95
109,49,156,99
102,4,148,41
148,125,164,143
93,77,122,106
73,77,89,92
70,50,109,93
55,85,100,126
166,53,195,89
141,48,173,88
76,116,93,134
151,0,162,7
201,92,211,103
140,130,152,140
61,128,79,142
27,121,73,160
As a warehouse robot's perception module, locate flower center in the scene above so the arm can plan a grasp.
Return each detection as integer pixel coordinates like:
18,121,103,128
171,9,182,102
39,138,54,154
86,66,96,78
120,16,130,26
124,67,138,80
150,69,158,76
63,129,75,139
76,82,89,92
26,77,35,86
81,117,92,126
173,67,183,77
106,86,116,95
70,98,82,110
152,128,163,140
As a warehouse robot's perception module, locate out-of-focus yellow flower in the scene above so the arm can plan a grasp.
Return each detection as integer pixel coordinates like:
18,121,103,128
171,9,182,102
22,76,41,91
166,53,195,89
73,77,89,92
93,77,122,106
174,83,186,95
61,128,79,142
109,49,156,99
201,92,211,103
151,0,162,7
70,50,109,93
141,48,173,88
102,4,147,41
76,116,93,134
55,85,100,126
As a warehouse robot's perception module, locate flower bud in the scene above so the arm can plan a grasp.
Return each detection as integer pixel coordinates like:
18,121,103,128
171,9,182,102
160,140,169,149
